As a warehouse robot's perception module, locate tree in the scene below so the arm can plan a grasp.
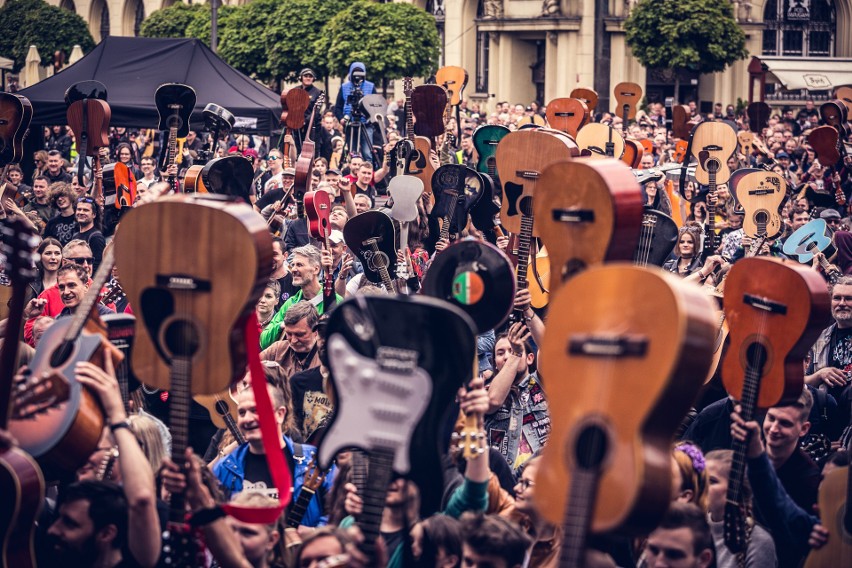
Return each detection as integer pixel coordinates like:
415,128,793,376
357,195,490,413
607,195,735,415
264,0,348,84
140,2,206,39
184,4,239,47
216,0,279,82
0,0,94,71
315,0,440,94
624,0,747,100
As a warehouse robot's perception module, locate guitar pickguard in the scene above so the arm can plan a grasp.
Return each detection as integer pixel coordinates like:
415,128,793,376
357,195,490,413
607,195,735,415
319,334,432,474
504,182,523,217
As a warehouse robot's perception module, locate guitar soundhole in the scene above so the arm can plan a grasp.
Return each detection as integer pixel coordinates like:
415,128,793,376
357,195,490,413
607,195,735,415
519,196,534,217
574,424,609,470
163,320,200,358
744,341,768,373
49,340,75,368
214,399,229,417
754,210,768,225
167,114,184,131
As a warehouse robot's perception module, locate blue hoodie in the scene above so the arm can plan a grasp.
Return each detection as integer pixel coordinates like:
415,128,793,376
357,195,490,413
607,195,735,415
338,61,376,122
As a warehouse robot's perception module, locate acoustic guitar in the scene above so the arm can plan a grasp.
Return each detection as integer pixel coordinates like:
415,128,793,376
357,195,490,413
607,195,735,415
809,125,842,167
546,98,589,137
304,189,336,310
732,170,785,239
782,218,834,263
436,65,468,141
318,295,474,562
400,77,436,188
691,121,737,256
286,457,327,529
804,446,852,568
721,257,830,553
411,83,448,143
66,96,111,190
576,123,626,160
199,156,254,202
193,391,245,446
102,162,137,209
535,264,716,565
671,105,692,141
280,87,310,159
182,165,209,194
0,219,44,568
633,208,679,268
746,102,771,133
64,80,107,105
535,158,644,299
836,86,852,119
613,82,643,134
469,173,502,241
155,83,196,193
622,138,643,168
0,93,32,166
343,210,399,293
294,92,326,212
428,165,483,247
472,124,510,184
570,88,599,115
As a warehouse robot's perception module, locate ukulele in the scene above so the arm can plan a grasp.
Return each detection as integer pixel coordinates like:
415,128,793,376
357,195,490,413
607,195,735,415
0,219,44,568
66,96,111,192
155,83,196,193
535,264,716,565
304,189,336,310
570,88,599,115
733,170,786,239
294,93,326,215
575,123,626,159
342,210,398,293
691,121,737,257
613,82,643,135
545,98,589,137
286,457,327,529
804,440,852,568
632,208,679,267
112,195,273,397
318,295,474,562
472,124,510,183
400,78,436,188
360,94,389,146
721,257,830,553
535,158,644,299
194,391,246,446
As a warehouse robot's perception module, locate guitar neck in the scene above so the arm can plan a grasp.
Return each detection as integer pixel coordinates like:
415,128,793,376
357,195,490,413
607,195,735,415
559,468,601,568
368,241,396,293
168,355,192,524
216,396,246,445
64,245,116,342
92,154,103,202
706,171,717,254
167,126,179,192
0,280,28,428
357,449,395,563
440,192,460,241
405,91,415,143
323,239,336,309
511,214,535,320
351,450,369,497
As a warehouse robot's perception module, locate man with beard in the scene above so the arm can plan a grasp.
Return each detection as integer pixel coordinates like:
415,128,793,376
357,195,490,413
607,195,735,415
42,354,160,568
260,301,321,381
289,315,333,444
806,275,852,437
260,245,342,349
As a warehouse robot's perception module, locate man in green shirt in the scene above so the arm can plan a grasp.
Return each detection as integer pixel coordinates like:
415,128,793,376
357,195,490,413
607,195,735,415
260,244,342,349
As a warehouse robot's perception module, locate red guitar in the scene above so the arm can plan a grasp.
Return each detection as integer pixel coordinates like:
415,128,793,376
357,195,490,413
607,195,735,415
0,219,45,568
304,189,335,311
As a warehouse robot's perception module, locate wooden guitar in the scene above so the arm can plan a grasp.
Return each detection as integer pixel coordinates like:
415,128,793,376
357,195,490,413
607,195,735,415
575,123,626,159
721,257,830,553
0,219,44,568
66,96,111,191
0,93,31,167
535,264,716,564
182,165,208,194
155,83,196,193
672,105,693,141
294,92,326,214
809,125,842,167
691,121,737,257
472,124,510,184
633,209,679,267
193,391,245,446
280,87,310,158
836,86,852,119
112,196,273,397
342,210,398,293
613,82,642,135
318,295,474,561
411,84,449,145
733,170,786,239
546,98,589,137
400,77,436,188
285,457,327,529
304,189,336,310
570,88,599,115
746,102,771,133
535,158,644,299
622,138,643,168
804,446,852,568
102,162,137,209
436,65,468,141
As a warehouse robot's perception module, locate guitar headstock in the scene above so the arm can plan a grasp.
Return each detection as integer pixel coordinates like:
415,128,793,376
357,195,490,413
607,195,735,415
452,414,487,460
13,371,71,420
723,500,747,553
302,456,327,491
0,218,39,285
403,77,413,98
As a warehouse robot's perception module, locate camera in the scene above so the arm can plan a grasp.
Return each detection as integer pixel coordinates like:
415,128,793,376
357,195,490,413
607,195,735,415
351,70,366,86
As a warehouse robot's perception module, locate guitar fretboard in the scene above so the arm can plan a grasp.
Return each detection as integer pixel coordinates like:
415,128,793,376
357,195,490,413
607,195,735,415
560,468,601,568
168,355,192,524
358,448,395,563
512,212,535,322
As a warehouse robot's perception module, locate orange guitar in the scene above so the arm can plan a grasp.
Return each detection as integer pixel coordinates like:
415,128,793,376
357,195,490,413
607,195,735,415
546,98,589,137
613,82,642,134
570,88,599,115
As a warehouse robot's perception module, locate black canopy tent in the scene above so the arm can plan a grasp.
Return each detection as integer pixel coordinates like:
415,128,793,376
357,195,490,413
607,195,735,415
19,36,281,135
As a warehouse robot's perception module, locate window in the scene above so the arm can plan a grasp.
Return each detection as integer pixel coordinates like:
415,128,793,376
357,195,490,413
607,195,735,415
100,1,110,40
134,1,145,37
475,1,490,93
762,0,835,57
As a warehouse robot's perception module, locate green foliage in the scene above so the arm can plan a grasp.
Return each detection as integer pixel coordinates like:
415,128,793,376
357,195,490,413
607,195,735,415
264,0,348,82
217,0,279,82
625,0,747,74
140,3,206,39
0,0,94,71
316,0,440,87
185,4,239,45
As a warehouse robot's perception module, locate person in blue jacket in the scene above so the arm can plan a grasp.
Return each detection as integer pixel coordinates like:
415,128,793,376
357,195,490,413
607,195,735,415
334,61,377,165
213,378,334,528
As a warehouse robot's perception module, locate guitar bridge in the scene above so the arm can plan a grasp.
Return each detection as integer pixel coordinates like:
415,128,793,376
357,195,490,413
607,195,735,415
569,335,648,358
156,275,212,292
515,170,540,179
376,346,418,373
743,294,787,315
552,209,595,223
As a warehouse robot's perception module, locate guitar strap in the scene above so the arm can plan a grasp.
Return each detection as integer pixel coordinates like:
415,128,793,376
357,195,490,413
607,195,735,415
222,313,292,524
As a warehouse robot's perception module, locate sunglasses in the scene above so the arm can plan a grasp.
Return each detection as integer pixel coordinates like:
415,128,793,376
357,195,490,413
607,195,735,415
267,156,279,161
77,197,95,204
67,257,94,265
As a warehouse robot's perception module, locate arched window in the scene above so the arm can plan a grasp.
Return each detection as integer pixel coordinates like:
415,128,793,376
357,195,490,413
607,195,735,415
60,0,76,12
134,1,145,37
475,1,490,93
762,0,835,57
100,2,110,40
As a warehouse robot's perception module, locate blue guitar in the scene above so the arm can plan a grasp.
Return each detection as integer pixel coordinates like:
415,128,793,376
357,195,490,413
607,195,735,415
783,219,833,263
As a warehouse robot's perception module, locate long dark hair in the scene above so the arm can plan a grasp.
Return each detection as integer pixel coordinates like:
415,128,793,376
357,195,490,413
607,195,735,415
37,237,62,277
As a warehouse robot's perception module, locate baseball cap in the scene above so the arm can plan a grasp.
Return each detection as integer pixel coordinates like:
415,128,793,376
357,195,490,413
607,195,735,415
300,68,315,77
326,168,342,176
820,209,841,220
776,151,790,159
283,168,295,177
328,230,345,244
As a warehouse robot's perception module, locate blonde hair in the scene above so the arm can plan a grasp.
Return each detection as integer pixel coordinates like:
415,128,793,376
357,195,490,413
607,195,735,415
128,413,169,474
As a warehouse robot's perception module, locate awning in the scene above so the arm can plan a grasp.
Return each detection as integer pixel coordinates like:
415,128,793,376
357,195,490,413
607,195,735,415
758,56,852,90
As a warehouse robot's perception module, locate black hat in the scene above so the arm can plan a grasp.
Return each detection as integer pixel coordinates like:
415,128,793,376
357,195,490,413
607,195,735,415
300,68,315,77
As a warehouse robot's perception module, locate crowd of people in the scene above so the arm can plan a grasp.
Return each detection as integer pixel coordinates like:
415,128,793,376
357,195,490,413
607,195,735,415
1,60,852,568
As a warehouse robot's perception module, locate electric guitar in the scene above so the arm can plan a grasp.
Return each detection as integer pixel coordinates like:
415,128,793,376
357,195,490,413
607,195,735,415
0,218,45,568
318,295,474,562
721,257,830,553
342,210,399,293
155,83,196,193
535,264,716,566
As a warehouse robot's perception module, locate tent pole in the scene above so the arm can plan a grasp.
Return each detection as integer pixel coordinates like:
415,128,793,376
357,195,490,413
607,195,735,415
211,0,219,53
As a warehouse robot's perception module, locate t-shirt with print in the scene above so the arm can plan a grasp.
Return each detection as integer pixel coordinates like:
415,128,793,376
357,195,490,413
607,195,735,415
829,327,852,375
242,451,280,500
43,213,77,246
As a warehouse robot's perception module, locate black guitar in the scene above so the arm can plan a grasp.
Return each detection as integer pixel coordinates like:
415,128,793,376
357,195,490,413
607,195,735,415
469,173,502,243
317,295,475,563
155,83,196,193
426,165,484,250
201,155,255,202
342,210,399,293
633,208,679,267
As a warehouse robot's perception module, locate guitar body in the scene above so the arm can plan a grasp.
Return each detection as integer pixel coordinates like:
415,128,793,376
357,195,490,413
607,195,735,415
722,257,830,409
782,219,833,263
536,264,716,534
836,86,852,119
472,124,510,180
535,158,644,296
576,123,626,159
809,125,841,167
623,139,642,168
672,106,692,140
747,102,771,132
0,447,43,568
690,121,737,185
546,98,589,137
735,170,786,239
407,136,437,187
64,80,107,104
102,162,137,207
469,173,501,236
183,165,208,194
343,210,399,289
66,98,111,154
193,391,240,435
0,93,27,165
673,139,689,164
820,100,849,132
155,84,196,137
496,129,578,235
388,174,424,223
738,131,756,157
435,66,468,106
570,88,599,114
429,165,483,242
528,249,550,309
201,156,255,201
411,85,448,139
613,82,642,121
633,208,679,267
281,88,311,131
113,196,273,395
360,94,388,144
803,465,851,568
304,189,332,239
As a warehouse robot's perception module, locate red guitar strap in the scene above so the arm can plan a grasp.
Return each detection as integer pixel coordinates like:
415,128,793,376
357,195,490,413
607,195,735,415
222,313,291,524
